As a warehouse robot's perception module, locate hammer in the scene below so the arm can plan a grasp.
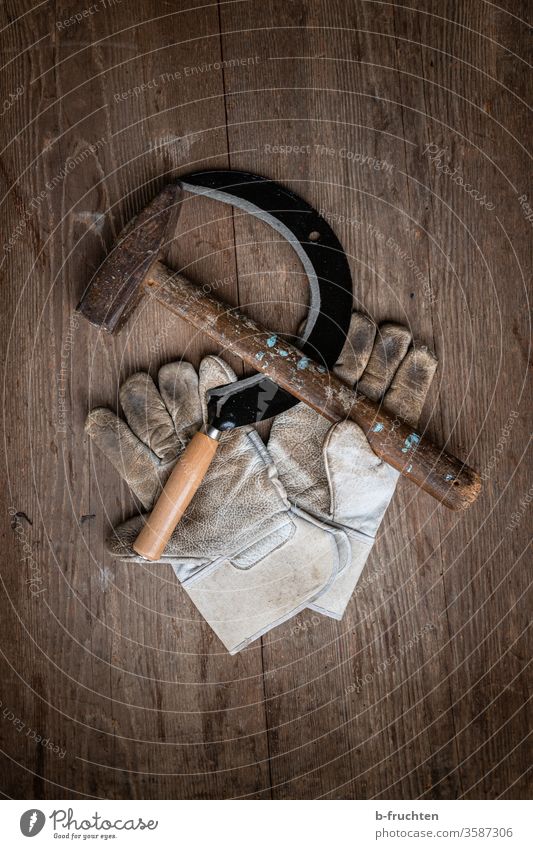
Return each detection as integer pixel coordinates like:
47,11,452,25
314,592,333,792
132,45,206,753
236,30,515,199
78,174,481,561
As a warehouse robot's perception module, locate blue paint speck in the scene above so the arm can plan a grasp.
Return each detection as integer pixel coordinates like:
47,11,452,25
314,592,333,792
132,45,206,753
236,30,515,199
317,365,327,373
444,473,455,481
372,423,384,433
266,335,277,348
297,357,310,370
401,433,421,453
278,349,289,357
256,352,265,361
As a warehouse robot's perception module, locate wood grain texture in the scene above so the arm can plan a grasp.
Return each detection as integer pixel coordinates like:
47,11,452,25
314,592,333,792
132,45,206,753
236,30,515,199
0,0,530,800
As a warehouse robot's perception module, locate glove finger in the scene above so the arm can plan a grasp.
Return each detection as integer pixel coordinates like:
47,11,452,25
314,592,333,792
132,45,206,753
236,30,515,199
198,355,238,423
85,407,161,509
334,311,376,387
120,373,181,462
357,322,412,401
384,345,438,427
324,420,400,536
158,361,202,448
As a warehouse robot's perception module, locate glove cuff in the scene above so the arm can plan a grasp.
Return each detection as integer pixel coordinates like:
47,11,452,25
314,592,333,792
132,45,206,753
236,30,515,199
307,533,374,621
181,509,351,654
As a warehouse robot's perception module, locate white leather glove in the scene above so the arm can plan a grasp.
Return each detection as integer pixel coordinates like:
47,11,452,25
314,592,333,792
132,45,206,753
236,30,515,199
86,356,350,653
267,312,438,620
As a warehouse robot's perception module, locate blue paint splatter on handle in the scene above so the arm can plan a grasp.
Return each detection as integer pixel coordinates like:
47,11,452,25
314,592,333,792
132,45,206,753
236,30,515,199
255,352,265,361
401,433,421,453
444,473,455,481
278,349,289,357
297,356,310,370
266,335,277,348
372,423,384,433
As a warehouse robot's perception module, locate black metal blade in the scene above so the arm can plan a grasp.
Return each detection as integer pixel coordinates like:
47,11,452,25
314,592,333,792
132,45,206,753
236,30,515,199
179,170,353,429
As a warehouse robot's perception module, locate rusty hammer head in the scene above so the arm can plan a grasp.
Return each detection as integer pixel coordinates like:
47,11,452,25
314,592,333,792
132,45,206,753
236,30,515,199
76,182,182,333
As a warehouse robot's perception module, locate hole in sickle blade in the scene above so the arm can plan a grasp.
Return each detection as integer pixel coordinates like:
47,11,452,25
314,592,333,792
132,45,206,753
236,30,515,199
308,231,321,242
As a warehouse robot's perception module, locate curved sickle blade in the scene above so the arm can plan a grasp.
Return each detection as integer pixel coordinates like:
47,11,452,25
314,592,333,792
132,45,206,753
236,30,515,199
180,170,353,426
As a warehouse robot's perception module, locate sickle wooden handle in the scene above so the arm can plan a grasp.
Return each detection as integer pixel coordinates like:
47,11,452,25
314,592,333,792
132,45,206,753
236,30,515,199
133,430,219,561
143,262,481,516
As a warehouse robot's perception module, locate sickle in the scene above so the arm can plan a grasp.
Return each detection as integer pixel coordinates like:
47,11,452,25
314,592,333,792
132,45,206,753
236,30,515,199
179,170,353,426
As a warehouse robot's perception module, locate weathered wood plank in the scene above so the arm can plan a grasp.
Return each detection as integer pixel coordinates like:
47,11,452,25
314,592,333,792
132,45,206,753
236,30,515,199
0,0,270,800
218,0,531,799
0,0,530,800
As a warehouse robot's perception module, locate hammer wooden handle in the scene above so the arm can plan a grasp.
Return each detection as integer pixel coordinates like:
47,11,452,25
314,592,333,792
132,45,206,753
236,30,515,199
144,262,481,514
133,430,219,561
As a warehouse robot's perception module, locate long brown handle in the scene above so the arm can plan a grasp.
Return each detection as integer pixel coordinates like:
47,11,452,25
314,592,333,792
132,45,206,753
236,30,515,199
133,430,219,561
145,262,481,511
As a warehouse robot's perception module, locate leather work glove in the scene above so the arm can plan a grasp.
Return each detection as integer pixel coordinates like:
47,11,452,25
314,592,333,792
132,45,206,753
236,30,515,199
85,356,350,653
267,312,438,620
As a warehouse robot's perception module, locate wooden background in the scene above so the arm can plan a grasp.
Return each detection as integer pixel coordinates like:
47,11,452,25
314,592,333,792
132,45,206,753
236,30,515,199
0,0,530,800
